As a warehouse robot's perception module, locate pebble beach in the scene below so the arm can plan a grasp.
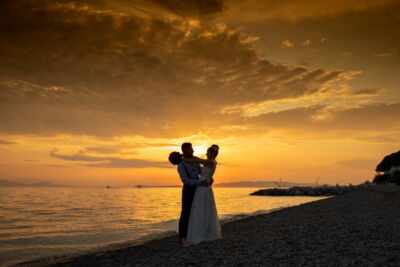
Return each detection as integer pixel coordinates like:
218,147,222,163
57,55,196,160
18,186,400,266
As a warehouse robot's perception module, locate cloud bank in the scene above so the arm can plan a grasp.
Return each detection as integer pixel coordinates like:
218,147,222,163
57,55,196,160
223,0,400,22
0,140,17,145
50,148,168,168
0,0,355,138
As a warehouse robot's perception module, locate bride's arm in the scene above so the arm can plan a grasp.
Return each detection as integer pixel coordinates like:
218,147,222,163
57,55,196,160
183,156,214,167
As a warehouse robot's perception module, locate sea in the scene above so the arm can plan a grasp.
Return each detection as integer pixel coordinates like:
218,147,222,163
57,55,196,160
0,186,326,266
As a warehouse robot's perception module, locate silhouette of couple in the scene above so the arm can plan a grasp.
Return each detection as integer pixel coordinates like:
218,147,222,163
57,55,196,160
169,143,222,247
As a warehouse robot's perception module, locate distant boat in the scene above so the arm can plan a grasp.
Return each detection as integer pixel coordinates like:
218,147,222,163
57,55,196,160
106,186,111,188
135,185,143,188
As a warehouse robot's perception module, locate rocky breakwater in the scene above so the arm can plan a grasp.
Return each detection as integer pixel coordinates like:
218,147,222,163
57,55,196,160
250,183,374,196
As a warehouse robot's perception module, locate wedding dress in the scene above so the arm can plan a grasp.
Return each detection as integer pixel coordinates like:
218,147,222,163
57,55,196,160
186,160,222,245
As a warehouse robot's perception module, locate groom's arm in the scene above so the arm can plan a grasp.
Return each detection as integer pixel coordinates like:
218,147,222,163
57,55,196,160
183,157,214,167
178,163,202,186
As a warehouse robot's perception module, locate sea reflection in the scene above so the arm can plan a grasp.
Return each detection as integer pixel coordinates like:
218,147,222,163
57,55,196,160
0,187,325,265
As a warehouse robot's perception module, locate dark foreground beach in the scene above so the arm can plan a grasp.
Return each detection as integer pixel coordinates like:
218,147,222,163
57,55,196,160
18,187,400,266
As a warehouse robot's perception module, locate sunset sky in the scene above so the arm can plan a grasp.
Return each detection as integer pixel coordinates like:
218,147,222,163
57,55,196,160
0,0,399,186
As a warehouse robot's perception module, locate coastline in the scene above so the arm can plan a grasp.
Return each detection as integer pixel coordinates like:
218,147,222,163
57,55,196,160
16,187,400,266
13,207,296,267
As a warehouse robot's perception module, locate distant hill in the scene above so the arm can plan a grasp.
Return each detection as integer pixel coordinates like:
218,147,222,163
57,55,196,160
0,179,23,187
0,179,70,187
214,181,316,188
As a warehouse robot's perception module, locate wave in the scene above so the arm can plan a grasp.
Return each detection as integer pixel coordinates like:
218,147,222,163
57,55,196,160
219,208,282,224
65,207,95,211
0,225,34,230
30,211,56,215
13,231,178,266
105,218,151,224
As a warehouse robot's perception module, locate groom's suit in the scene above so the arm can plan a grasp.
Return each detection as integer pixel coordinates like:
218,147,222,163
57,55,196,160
178,161,202,239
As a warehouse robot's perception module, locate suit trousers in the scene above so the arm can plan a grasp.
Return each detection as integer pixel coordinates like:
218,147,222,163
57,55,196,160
178,184,197,239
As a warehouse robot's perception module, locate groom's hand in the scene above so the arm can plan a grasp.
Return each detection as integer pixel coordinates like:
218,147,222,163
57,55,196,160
201,180,210,187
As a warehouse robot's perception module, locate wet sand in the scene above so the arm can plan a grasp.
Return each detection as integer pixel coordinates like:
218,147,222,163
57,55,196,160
17,187,400,266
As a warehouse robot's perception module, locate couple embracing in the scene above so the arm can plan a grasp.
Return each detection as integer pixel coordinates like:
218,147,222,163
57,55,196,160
168,143,222,247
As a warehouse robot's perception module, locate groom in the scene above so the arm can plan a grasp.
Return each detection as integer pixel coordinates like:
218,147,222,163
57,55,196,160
178,142,209,247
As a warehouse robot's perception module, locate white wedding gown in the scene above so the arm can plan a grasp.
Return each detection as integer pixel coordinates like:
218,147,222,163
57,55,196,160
186,160,222,245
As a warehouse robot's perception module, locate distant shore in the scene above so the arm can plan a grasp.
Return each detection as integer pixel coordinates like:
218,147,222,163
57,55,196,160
18,186,400,266
0,178,319,188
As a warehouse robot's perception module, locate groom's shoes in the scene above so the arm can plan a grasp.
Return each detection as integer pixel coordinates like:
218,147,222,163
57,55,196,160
178,238,190,247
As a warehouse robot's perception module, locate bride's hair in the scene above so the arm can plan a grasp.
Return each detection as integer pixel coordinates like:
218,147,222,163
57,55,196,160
168,151,182,165
208,144,219,157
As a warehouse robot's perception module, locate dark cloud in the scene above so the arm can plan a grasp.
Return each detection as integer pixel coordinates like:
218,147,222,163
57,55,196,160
84,146,123,154
373,41,400,57
82,142,176,154
332,103,400,130
46,164,71,168
54,0,225,18
0,0,363,138
81,159,168,168
83,143,174,154
0,140,17,145
150,0,225,17
350,88,383,96
243,102,400,134
50,148,103,162
50,148,168,168
223,0,400,22
246,105,324,128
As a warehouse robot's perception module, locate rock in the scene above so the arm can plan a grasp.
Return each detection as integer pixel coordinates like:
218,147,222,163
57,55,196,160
250,184,374,196
376,150,400,172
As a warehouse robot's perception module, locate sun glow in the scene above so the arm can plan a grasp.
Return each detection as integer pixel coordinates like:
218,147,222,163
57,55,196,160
193,144,208,156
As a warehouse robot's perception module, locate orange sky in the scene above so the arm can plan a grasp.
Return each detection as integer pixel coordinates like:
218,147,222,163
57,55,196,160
0,0,399,186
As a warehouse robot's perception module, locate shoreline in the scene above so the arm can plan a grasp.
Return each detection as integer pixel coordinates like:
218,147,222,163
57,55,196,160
17,187,400,266
13,206,299,267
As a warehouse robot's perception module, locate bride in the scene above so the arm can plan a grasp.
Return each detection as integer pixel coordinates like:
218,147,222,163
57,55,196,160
184,145,222,245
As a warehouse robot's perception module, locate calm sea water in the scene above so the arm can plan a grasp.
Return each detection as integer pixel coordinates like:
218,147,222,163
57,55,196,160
0,187,325,266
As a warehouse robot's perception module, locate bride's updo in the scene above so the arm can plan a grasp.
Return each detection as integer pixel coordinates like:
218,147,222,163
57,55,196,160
168,151,182,165
208,144,219,158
